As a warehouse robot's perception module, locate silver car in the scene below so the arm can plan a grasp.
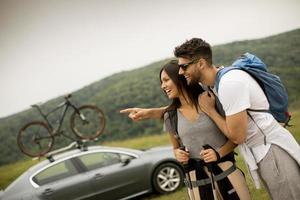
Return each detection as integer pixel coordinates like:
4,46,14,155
0,145,184,200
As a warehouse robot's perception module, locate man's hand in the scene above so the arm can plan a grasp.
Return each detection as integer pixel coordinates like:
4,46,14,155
199,91,216,116
120,108,148,122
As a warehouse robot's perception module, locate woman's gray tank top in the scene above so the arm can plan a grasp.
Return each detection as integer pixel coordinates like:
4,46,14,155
164,110,227,159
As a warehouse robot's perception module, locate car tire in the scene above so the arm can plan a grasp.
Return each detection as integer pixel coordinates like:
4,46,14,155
152,162,184,194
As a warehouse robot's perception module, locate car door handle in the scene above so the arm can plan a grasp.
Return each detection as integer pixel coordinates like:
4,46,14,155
94,173,104,180
42,188,54,196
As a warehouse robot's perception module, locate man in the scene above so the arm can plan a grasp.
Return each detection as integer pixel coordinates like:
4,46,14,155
121,38,300,200
174,38,300,199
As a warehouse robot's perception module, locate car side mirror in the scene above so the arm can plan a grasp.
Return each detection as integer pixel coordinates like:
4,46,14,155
121,158,131,166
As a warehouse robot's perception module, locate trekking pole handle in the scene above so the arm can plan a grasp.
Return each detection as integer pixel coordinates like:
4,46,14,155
179,146,186,151
202,144,214,166
203,144,216,190
178,146,189,170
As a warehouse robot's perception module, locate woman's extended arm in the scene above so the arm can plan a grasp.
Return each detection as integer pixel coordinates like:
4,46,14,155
120,106,167,121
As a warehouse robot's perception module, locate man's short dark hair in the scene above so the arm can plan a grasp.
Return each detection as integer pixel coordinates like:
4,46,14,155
174,38,212,65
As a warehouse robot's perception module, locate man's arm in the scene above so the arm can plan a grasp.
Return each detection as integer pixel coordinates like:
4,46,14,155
204,109,247,144
225,110,248,144
216,72,251,145
200,91,248,144
199,91,230,136
120,106,167,121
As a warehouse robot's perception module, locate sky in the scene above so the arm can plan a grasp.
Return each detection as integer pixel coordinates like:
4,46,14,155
0,0,300,118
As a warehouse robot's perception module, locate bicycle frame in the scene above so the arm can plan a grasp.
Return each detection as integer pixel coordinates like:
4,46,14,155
32,97,80,138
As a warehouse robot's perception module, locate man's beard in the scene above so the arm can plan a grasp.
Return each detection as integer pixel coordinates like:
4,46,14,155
188,72,202,86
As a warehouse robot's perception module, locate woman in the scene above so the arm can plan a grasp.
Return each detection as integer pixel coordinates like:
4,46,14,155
121,60,250,200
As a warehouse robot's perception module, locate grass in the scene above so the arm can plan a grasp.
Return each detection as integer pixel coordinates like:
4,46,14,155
0,109,299,200
0,159,39,189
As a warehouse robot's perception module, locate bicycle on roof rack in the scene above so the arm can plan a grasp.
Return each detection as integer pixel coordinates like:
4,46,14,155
17,94,105,157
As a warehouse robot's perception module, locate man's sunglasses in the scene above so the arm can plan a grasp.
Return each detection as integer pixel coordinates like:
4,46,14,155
178,59,199,71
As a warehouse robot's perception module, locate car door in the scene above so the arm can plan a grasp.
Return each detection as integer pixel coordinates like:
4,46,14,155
34,159,94,200
76,151,148,200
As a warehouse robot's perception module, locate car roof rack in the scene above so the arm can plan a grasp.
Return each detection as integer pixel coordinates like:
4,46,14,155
33,139,96,163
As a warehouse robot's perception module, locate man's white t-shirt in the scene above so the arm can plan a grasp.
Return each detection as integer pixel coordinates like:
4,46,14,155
217,69,277,163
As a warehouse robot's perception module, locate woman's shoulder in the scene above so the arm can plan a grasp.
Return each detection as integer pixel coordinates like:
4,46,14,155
163,109,177,121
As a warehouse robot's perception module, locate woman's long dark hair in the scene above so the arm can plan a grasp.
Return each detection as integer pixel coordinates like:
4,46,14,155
159,60,205,115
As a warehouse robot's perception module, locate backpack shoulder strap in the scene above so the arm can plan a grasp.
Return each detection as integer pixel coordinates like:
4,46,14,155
208,87,226,117
246,111,267,145
167,110,184,148
214,66,238,92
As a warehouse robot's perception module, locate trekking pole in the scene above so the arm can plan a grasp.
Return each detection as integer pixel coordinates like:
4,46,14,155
203,145,218,200
179,146,195,200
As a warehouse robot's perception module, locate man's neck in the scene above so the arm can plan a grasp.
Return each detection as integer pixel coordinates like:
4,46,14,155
205,65,218,87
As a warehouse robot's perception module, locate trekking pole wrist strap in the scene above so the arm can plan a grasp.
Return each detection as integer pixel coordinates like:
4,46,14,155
213,148,221,162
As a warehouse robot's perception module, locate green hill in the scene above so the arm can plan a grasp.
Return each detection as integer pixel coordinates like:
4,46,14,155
0,28,299,165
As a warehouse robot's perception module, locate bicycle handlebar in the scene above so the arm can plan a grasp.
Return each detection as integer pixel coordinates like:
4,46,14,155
64,94,72,99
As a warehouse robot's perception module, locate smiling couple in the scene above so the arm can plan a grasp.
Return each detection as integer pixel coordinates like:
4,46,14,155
120,38,300,200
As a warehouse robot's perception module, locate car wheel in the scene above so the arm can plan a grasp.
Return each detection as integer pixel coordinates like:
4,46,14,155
152,162,184,194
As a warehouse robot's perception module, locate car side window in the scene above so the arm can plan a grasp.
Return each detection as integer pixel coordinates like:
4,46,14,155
32,160,78,186
78,152,121,171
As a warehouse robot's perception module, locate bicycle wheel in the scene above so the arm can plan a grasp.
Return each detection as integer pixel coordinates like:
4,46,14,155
17,121,54,157
71,105,105,140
